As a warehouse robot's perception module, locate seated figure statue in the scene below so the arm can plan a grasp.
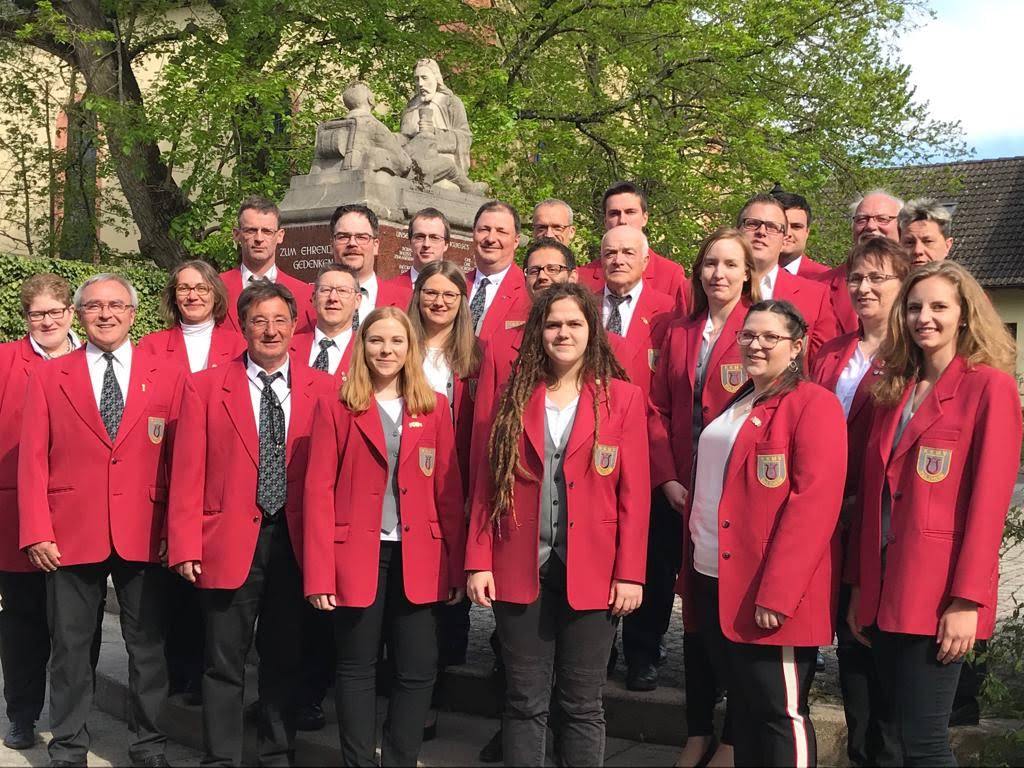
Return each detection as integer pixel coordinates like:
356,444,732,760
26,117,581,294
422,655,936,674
311,82,411,176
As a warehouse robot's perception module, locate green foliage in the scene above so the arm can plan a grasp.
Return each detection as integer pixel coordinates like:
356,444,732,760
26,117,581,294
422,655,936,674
0,253,168,343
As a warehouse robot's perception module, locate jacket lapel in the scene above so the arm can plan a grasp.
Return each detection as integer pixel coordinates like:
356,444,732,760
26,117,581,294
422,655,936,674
222,359,260,467
622,287,654,365
286,364,317,465
564,383,597,461
522,384,547,466
890,357,966,464
705,301,749,376
58,349,112,448
398,406,426,470
209,323,241,368
724,393,780,486
112,346,156,450
354,403,388,464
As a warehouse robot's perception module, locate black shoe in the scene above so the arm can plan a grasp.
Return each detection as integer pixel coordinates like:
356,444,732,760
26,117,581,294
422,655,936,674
949,699,980,727
478,727,503,763
607,644,619,676
183,677,202,706
296,703,326,732
626,662,658,692
4,719,35,750
244,699,262,723
816,650,826,672
136,756,171,768
423,719,438,742
655,642,668,667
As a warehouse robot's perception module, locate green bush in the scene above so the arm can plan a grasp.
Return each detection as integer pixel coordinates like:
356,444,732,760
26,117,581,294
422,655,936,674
0,253,168,343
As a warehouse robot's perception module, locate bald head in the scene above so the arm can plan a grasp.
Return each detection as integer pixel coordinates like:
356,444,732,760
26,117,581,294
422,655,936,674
601,226,649,295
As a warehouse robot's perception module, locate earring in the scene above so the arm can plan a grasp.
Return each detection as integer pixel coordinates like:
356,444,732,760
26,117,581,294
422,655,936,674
788,359,799,372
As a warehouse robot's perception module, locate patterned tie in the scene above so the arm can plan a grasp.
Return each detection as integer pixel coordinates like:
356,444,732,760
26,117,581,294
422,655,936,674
313,338,335,372
256,371,287,518
352,287,369,331
99,352,124,441
469,277,490,332
605,294,630,335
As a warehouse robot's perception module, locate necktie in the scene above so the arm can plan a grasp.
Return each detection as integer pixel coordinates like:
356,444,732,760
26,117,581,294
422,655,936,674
99,352,124,441
352,287,369,330
256,371,287,518
469,277,490,332
313,338,335,372
606,293,630,335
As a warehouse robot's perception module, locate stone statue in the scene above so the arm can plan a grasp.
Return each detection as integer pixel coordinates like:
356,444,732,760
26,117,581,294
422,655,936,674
310,82,411,176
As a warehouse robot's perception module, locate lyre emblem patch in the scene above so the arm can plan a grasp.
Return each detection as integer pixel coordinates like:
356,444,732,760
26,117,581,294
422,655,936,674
916,447,952,483
721,364,745,393
756,454,786,488
419,446,436,477
593,444,618,476
147,417,166,445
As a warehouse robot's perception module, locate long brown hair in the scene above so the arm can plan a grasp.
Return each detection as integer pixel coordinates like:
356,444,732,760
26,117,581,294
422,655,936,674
742,300,808,404
407,261,481,379
160,260,228,326
487,284,627,525
873,261,1017,406
690,227,760,319
341,307,437,415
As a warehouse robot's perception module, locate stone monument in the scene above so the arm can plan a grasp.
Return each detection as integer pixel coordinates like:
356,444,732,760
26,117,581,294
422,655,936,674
277,62,491,282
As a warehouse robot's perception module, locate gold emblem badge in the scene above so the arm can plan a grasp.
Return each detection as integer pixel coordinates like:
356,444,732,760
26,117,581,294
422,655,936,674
147,416,166,445
593,444,619,476
419,446,436,477
648,349,660,373
505,320,525,329
756,454,786,488
721,363,745,393
916,446,952,483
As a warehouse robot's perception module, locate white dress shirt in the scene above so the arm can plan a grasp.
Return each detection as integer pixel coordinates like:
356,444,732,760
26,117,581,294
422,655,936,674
246,355,292,436
359,273,381,317
695,315,716,378
782,257,803,276
407,266,421,286
423,348,452,397
544,395,580,445
85,339,132,409
180,319,215,373
468,263,513,324
759,264,780,300
309,326,353,376
835,343,874,418
240,263,279,284
29,329,80,359
602,279,644,336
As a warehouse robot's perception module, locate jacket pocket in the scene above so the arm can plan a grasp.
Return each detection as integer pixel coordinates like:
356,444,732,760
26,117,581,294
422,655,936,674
334,524,350,543
428,521,443,539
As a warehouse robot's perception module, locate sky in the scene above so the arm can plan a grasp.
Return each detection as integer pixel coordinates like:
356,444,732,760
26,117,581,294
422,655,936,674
898,0,1024,161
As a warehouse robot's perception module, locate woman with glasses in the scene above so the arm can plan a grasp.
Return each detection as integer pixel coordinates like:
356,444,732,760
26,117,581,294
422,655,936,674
848,261,1021,766
303,307,466,767
0,274,82,750
681,299,846,767
138,260,243,373
649,227,760,767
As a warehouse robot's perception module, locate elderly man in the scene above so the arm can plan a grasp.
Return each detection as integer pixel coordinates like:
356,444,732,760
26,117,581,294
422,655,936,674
221,195,315,333
530,199,576,245
466,200,531,342
899,198,953,266
386,208,452,301
291,264,361,385
19,273,187,768
771,189,831,277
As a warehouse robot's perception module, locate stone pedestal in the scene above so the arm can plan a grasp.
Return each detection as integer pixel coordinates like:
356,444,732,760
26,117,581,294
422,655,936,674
276,169,487,283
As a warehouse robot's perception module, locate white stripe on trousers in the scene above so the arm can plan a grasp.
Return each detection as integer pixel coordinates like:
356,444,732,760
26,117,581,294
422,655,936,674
781,646,809,768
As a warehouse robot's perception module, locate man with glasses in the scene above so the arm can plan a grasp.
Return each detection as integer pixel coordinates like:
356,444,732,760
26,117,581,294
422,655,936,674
168,281,336,766
530,199,576,245
736,193,836,357
18,273,188,767
291,264,361,384
329,203,408,325
386,208,452,303
221,195,316,334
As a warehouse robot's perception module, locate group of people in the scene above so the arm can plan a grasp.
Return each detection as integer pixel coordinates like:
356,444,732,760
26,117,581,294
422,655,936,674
0,181,1019,768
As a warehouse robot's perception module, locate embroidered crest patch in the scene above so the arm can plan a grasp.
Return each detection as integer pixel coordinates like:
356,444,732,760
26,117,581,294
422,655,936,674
756,454,786,488
721,363,745,393
419,446,436,477
147,416,166,445
916,446,952,483
593,444,619,476
648,349,660,373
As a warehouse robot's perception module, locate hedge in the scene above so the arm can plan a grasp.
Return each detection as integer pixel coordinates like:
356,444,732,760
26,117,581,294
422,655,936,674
0,253,169,343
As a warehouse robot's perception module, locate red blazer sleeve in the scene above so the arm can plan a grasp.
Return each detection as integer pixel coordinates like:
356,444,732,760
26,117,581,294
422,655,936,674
647,328,677,488
756,389,846,616
807,291,838,362
167,376,206,567
464,419,496,574
303,395,345,598
613,385,651,583
17,371,54,550
433,396,467,584
467,345,499,504
950,373,1022,606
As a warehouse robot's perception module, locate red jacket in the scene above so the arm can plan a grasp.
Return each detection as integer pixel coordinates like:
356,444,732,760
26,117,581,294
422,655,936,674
793,256,831,278
814,266,858,337
167,355,336,589
467,267,532,342
851,358,1022,640
578,248,691,314
290,331,355,384
465,379,651,610
18,346,187,566
772,268,838,360
677,381,847,645
602,285,675,400
382,273,415,310
648,302,749,491
137,323,246,371
302,393,466,606
219,267,316,334
0,338,45,572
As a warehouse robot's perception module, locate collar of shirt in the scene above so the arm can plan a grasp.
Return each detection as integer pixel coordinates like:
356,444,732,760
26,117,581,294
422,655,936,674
544,395,580,445
313,325,352,354
179,318,215,337
241,263,278,284
85,338,132,371
472,262,513,297
603,278,643,306
246,354,291,391
759,264,780,299
360,273,379,308
29,329,80,359
407,266,420,285
782,256,802,276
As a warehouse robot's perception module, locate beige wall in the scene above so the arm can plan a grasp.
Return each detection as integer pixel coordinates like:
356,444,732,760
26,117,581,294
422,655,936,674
991,287,1024,402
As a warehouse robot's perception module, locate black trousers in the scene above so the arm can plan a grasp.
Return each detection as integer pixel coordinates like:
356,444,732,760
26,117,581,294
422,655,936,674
872,629,963,767
683,630,732,744
623,491,681,668
953,639,986,711
0,571,51,724
297,602,334,708
164,568,205,695
46,556,168,764
200,519,303,767
836,584,900,766
437,597,472,667
493,557,617,768
694,571,817,768
333,541,438,767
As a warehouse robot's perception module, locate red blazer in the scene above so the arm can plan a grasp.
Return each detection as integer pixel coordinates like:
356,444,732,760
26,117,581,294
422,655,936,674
18,346,187,566
648,302,749,491
290,331,355,384
677,381,847,645
467,266,532,342
137,323,246,371
0,338,44,572
603,285,675,400
794,255,831,278
220,267,315,334
815,266,858,337
382,273,415,311
772,268,838,360
851,358,1022,640
302,393,466,606
578,248,691,314
465,379,651,610
167,355,336,589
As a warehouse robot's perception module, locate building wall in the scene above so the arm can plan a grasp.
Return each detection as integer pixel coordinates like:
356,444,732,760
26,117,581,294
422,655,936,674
991,287,1024,402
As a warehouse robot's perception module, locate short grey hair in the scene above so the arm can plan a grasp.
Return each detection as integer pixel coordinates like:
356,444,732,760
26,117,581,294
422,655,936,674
74,273,139,308
848,188,904,217
898,197,952,238
533,199,574,225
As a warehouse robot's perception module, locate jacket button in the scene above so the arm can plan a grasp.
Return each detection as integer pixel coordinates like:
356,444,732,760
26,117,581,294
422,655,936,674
568,481,574,489
401,488,408,495
569,522,574,528
554,453,561,460
553,499,559,506
893,491,903,500
722,552,731,560
111,457,120,464
721,520,730,529
252,516,259,524
702,406,710,413
404,525,410,532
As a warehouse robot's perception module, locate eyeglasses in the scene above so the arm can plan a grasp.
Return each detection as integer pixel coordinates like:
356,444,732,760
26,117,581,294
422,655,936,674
421,289,461,304
175,283,212,297
532,224,569,235
26,307,71,322
739,218,786,235
411,233,447,244
238,227,280,239
333,232,374,244
316,286,358,298
847,272,898,286
248,317,293,331
525,264,572,278
79,301,134,315
852,214,897,226
736,330,796,349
